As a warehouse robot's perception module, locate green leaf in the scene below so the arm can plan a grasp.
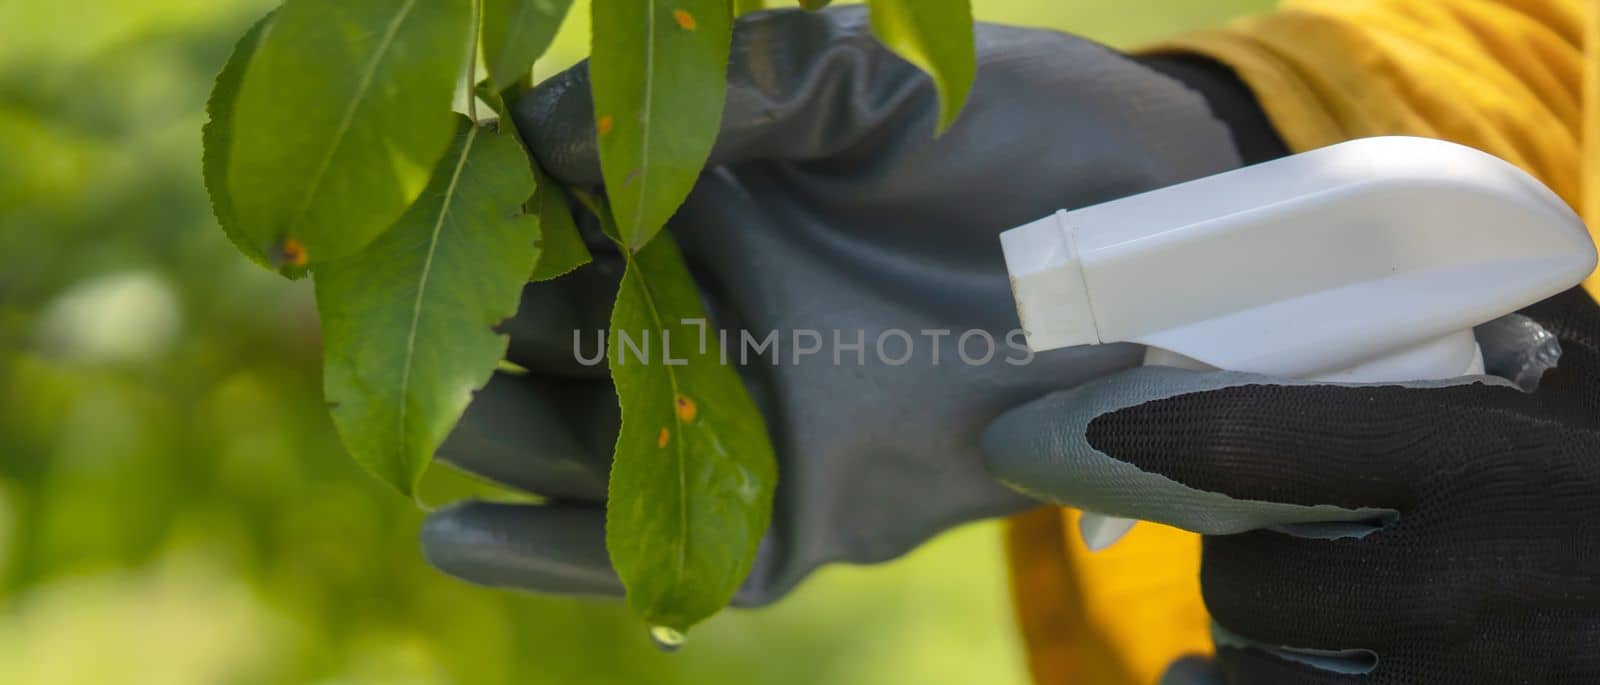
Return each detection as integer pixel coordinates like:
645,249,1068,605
202,11,273,270
590,0,732,251
472,78,507,119
733,0,767,16
606,230,777,632
317,118,540,496
481,0,574,92
867,0,975,133
227,0,472,273
528,164,590,281
469,72,587,282
470,81,589,282
495,358,531,375
797,0,831,9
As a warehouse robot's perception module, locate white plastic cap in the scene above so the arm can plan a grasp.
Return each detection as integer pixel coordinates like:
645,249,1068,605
1000,210,1097,351
1001,136,1595,378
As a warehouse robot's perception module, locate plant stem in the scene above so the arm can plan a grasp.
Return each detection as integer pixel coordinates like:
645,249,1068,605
467,0,481,122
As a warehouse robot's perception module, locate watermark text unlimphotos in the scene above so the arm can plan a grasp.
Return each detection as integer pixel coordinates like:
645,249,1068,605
573,319,1035,367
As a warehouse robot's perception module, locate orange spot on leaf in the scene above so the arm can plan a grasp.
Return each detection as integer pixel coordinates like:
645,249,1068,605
675,395,697,422
597,115,614,135
658,427,671,448
672,9,697,30
278,238,308,267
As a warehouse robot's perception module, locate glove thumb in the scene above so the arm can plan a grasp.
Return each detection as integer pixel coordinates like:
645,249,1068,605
977,366,1475,537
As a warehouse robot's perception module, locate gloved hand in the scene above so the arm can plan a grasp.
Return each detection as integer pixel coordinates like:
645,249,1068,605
984,287,1600,683
420,6,1244,604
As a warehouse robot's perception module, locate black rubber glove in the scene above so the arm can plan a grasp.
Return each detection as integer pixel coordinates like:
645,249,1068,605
985,287,1600,683
420,6,1246,604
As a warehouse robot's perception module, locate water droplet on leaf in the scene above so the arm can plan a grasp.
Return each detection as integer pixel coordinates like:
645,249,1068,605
649,625,687,652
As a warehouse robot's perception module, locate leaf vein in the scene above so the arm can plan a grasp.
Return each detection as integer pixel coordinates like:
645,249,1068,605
397,125,480,483
290,0,422,239
629,0,656,248
623,247,689,584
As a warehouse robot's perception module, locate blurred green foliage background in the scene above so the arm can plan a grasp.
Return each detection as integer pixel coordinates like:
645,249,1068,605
0,1,1269,682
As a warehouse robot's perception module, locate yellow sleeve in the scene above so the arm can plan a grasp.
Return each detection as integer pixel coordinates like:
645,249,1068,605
1157,0,1597,286
1007,509,1210,685
1008,3,1597,684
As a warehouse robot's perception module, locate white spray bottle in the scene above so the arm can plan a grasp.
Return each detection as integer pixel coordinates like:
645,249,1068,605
999,136,1596,551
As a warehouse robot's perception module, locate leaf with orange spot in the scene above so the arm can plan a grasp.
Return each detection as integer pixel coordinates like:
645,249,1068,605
605,217,776,634
276,238,309,268
590,0,732,251
675,394,697,422
225,0,472,274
